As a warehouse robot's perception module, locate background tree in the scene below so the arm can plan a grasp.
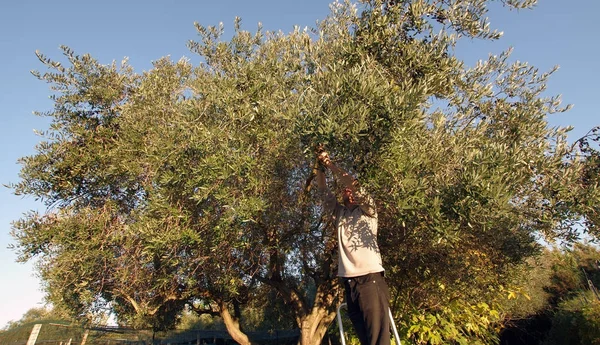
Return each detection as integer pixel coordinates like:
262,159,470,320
1,307,68,331
10,1,599,345
498,244,600,345
542,243,600,345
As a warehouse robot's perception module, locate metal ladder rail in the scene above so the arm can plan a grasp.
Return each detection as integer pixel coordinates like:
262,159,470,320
336,303,401,345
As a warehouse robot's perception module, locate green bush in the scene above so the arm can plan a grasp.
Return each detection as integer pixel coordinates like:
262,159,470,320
544,292,600,345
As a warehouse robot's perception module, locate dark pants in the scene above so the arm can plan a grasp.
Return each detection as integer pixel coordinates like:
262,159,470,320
343,272,391,345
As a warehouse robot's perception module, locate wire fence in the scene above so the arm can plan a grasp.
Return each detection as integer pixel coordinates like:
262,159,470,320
0,322,304,345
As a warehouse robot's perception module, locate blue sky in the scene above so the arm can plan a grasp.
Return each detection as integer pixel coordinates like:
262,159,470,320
0,0,597,329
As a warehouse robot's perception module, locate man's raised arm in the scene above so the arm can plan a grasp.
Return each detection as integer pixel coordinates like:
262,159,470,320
317,153,337,212
317,151,376,217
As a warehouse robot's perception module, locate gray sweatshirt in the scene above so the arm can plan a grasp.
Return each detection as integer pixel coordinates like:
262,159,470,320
324,190,384,277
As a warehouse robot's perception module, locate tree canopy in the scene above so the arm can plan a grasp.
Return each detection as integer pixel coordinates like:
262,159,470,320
10,0,599,344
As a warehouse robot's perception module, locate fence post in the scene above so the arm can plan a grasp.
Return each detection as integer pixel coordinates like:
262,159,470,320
80,330,90,345
26,324,43,345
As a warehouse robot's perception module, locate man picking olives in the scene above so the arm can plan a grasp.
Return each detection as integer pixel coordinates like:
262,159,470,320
316,151,391,345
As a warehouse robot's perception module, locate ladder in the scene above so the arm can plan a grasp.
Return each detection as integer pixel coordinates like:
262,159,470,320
336,303,402,345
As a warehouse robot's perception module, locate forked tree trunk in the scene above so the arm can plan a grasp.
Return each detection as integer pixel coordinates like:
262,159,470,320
295,280,341,345
265,229,340,345
298,306,338,345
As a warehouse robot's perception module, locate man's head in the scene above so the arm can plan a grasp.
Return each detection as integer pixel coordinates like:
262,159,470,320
342,187,357,208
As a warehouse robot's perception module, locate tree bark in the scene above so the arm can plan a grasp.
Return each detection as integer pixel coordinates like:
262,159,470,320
294,279,341,345
298,305,338,345
218,300,252,345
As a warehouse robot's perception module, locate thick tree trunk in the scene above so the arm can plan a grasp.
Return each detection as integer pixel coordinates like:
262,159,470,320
218,300,252,345
263,223,340,345
296,279,341,345
298,306,338,345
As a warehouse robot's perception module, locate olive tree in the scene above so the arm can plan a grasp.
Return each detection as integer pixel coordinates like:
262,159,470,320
11,1,599,344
